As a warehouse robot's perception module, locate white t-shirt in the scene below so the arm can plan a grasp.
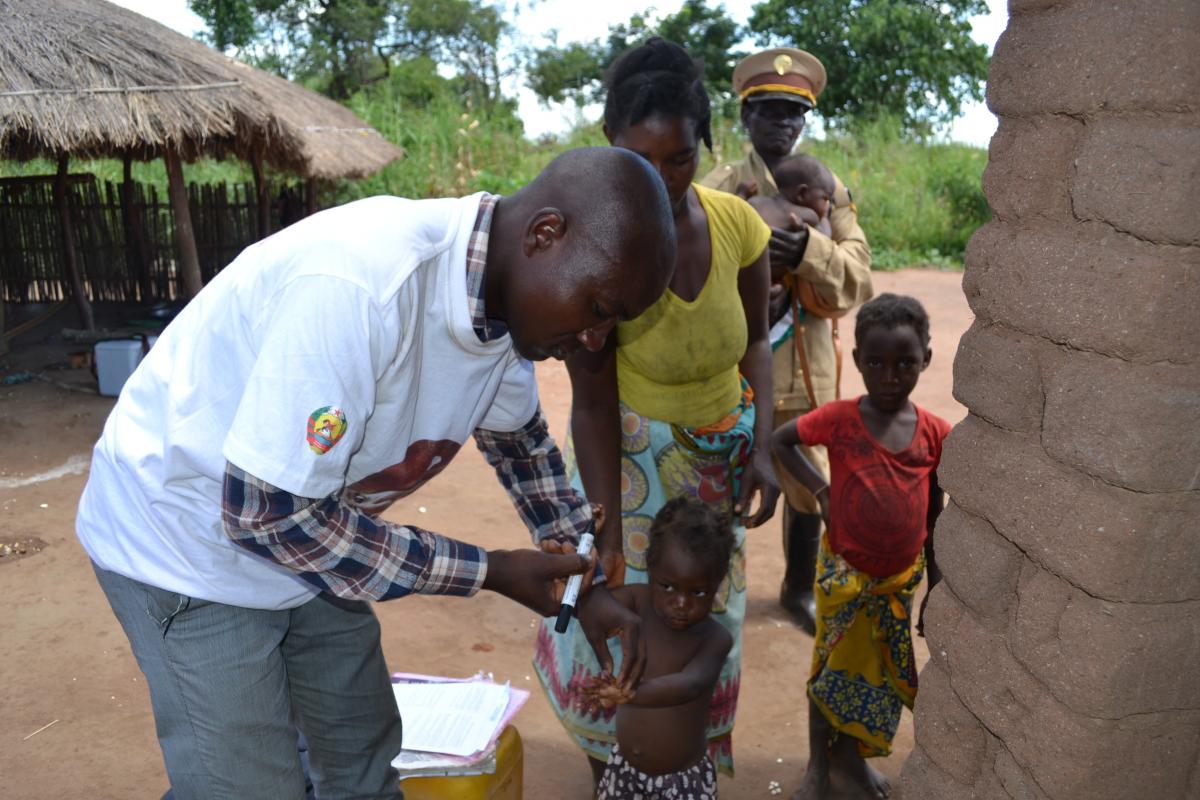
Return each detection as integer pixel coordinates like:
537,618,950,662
76,194,538,610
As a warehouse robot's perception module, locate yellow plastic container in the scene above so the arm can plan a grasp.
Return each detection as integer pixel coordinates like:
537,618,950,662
400,726,523,800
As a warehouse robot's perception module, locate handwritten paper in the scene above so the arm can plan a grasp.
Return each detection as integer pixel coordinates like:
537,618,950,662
391,681,511,757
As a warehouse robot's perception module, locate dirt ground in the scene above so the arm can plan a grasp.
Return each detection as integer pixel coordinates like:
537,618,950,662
0,268,970,800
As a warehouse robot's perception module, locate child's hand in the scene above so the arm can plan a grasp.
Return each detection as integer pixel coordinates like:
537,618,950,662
579,673,634,712
592,681,635,709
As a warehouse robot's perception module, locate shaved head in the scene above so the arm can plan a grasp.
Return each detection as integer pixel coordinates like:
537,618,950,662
487,147,677,361
514,147,675,283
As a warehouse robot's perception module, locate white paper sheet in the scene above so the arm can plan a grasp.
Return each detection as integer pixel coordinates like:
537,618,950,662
391,681,511,757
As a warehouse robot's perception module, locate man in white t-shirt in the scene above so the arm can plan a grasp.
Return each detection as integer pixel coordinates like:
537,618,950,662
76,148,676,800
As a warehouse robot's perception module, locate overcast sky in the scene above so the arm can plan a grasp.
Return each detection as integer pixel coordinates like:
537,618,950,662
107,0,1007,146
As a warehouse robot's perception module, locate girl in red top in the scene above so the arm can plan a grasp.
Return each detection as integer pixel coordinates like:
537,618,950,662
771,293,951,800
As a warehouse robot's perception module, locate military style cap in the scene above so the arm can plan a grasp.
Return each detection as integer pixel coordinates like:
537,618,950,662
733,47,827,109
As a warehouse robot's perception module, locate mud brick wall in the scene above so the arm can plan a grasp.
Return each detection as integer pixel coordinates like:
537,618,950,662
900,1,1200,797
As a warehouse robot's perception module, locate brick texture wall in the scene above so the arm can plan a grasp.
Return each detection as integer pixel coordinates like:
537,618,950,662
899,1,1200,797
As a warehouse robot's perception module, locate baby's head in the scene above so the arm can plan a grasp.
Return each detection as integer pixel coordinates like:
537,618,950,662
646,497,733,631
772,154,834,220
853,293,932,412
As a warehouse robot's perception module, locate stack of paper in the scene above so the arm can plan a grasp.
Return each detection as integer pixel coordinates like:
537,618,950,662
389,673,529,777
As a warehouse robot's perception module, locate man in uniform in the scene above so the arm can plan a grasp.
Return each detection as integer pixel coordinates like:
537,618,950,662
701,48,873,634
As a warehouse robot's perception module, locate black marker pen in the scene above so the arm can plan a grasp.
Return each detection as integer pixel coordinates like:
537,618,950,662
554,531,595,633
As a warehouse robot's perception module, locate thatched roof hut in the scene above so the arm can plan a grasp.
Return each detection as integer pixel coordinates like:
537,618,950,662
0,0,401,177
0,0,402,324
223,58,401,181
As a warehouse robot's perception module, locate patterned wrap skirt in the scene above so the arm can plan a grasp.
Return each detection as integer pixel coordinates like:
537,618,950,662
808,532,925,757
533,380,756,776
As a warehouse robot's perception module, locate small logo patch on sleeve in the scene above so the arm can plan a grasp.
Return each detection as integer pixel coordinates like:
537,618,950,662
306,406,347,455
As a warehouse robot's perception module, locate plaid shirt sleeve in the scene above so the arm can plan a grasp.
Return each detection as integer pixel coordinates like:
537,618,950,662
221,462,487,600
473,406,595,549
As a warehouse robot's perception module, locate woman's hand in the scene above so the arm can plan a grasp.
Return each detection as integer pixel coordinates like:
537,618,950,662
599,548,626,590
734,445,780,528
590,502,625,589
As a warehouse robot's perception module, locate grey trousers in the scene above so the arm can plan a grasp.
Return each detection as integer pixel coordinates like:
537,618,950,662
92,563,404,800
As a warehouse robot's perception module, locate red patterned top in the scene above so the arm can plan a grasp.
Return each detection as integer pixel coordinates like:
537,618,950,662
796,399,951,577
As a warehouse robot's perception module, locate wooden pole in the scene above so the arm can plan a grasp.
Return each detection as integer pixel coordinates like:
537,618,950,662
121,153,154,302
53,155,95,330
306,177,318,217
164,147,203,298
251,151,271,240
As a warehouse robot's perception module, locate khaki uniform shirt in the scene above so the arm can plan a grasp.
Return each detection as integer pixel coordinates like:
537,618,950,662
701,148,873,416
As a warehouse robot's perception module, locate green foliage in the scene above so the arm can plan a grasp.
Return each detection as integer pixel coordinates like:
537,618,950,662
188,0,511,102
526,40,607,107
189,0,258,51
0,154,255,187
807,121,988,267
527,1,744,113
748,0,989,135
330,69,587,201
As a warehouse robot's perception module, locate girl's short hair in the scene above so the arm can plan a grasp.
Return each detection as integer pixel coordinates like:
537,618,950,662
646,496,733,582
603,37,713,151
854,292,931,349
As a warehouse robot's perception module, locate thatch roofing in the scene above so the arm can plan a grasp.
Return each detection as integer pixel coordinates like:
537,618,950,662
0,0,401,179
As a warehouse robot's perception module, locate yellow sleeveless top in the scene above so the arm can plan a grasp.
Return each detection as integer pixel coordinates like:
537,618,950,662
616,184,771,427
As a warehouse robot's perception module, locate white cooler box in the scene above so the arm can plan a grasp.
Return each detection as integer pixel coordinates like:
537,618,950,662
94,336,156,397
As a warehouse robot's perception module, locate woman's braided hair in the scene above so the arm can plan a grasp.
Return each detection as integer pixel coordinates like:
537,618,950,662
603,36,713,151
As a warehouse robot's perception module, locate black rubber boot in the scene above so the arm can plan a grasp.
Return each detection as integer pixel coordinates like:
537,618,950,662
780,506,821,635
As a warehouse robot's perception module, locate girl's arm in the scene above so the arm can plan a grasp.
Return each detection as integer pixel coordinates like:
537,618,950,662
918,472,946,636
626,625,733,708
770,420,830,523
564,341,625,587
735,247,781,528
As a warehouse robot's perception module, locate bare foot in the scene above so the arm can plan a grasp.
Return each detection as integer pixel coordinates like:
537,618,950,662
830,749,890,799
790,762,831,800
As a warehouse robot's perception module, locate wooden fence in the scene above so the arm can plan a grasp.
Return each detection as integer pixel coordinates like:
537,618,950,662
0,175,312,303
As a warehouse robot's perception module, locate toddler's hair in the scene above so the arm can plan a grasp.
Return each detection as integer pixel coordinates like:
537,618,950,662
604,37,713,152
854,292,931,349
772,153,834,196
647,496,733,583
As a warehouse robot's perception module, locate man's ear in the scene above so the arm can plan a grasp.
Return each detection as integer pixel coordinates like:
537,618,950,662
523,208,566,256
922,347,933,371
602,123,615,145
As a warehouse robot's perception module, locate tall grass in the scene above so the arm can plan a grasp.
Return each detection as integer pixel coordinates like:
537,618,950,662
1,80,988,269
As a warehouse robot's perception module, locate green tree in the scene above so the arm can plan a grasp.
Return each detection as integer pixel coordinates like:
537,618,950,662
188,0,511,103
189,0,258,51
527,1,744,113
379,0,513,111
748,0,989,134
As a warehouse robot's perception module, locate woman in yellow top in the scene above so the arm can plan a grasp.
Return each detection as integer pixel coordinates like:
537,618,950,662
534,37,780,782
